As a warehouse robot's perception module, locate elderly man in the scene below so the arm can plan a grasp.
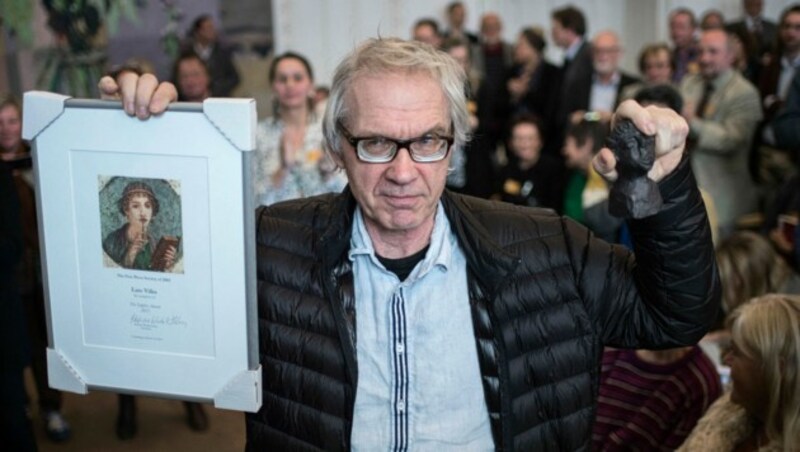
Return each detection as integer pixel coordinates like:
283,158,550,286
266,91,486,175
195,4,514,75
571,30,640,123
681,29,762,238
102,38,718,450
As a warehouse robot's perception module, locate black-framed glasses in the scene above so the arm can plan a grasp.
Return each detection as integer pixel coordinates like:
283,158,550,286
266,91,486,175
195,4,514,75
338,122,453,163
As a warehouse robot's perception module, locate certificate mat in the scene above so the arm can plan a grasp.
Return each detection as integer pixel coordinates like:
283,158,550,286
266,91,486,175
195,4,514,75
22,91,261,412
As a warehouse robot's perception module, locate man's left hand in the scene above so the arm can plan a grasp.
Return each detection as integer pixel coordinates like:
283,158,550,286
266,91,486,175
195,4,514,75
593,99,688,183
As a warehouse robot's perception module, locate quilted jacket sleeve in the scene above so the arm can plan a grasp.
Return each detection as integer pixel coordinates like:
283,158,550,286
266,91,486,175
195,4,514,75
565,155,721,348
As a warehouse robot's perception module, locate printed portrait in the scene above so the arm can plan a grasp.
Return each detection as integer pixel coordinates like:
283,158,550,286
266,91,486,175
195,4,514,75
99,176,183,273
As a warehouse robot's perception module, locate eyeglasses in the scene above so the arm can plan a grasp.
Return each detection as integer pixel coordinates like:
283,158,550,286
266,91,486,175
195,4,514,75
338,122,453,163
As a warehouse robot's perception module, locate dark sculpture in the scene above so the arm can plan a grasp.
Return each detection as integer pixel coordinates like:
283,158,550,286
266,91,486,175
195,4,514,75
606,119,662,219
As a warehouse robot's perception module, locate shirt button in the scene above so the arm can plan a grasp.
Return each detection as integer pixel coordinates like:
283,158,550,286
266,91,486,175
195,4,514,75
397,401,405,412
396,343,405,354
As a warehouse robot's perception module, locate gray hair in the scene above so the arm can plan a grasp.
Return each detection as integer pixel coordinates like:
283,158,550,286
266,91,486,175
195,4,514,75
322,37,470,157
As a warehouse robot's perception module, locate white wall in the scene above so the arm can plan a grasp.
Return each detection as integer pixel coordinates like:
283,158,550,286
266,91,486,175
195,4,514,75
273,0,797,86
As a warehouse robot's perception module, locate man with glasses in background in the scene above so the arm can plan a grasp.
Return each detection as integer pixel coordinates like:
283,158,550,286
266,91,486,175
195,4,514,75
103,37,718,450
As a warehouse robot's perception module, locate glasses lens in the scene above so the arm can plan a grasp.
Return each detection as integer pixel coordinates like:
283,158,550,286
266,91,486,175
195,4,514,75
357,138,396,163
411,137,449,162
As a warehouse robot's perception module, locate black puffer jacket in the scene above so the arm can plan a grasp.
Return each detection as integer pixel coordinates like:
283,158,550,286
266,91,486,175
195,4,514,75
245,156,719,451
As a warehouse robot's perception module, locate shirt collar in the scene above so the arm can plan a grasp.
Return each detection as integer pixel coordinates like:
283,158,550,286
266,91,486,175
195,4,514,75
708,68,734,90
193,42,213,59
565,37,585,60
782,54,800,69
349,202,452,276
593,71,621,86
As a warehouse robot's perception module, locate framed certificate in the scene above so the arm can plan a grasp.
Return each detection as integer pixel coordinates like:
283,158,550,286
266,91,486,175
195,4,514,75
22,91,261,412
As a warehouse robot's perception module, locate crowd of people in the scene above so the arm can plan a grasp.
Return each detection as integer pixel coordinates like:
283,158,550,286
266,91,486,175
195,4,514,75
2,1,800,450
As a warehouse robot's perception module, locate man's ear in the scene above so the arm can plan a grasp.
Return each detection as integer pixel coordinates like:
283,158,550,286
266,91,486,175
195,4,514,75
326,145,345,169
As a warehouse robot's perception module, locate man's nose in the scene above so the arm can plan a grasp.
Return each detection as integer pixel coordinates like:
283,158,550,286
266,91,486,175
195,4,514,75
386,147,418,182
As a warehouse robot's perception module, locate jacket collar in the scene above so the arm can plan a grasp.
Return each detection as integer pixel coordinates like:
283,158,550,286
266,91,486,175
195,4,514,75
318,186,358,269
440,190,520,295
317,188,520,296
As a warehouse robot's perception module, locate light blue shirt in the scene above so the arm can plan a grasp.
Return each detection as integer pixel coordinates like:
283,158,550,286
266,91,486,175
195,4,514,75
589,71,621,113
349,203,494,451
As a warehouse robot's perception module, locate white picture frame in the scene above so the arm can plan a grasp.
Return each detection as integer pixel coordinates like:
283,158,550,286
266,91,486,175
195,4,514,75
22,91,261,412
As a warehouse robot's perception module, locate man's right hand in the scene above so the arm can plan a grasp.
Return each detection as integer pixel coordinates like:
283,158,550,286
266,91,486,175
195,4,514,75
98,72,177,119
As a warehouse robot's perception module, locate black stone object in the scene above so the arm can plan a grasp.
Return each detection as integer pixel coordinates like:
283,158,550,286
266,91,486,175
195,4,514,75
606,119,662,219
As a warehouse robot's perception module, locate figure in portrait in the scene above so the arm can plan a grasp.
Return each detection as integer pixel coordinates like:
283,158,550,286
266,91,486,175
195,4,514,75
100,178,182,273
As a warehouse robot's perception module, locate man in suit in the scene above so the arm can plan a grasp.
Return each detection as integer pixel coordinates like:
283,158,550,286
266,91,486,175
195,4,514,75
551,5,593,145
571,30,640,124
670,8,700,83
183,15,240,97
757,5,800,123
442,2,478,45
680,29,763,238
471,12,513,195
753,5,800,198
727,0,778,83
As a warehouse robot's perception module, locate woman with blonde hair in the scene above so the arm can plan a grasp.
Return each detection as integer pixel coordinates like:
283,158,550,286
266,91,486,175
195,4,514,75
679,294,800,451
701,231,800,370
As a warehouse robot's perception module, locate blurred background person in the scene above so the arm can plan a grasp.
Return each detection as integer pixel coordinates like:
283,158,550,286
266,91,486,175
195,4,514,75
506,27,560,154
443,37,481,195
0,146,36,452
759,4,800,128
0,96,37,451
768,68,800,153
669,8,700,83
569,30,639,124
679,294,800,451
252,52,346,206
560,116,611,237
551,5,592,147
494,114,562,211
0,95,27,162
442,1,478,45
727,0,778,84
474,12,512,154
680,28,762,239
592,343,720,450
412,18,443,49
701,231,800,374
753,5,800,197
182,14,240,97
172,51,211,102
620,43,675,101
0,94,72,443
701,9,726,31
